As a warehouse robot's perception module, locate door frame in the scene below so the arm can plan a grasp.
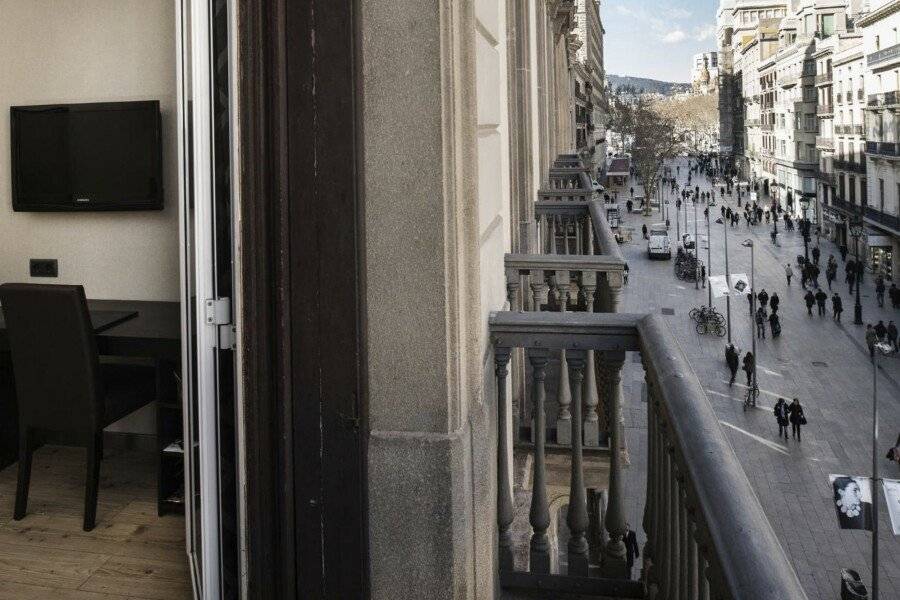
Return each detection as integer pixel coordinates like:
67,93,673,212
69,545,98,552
237,0,369,597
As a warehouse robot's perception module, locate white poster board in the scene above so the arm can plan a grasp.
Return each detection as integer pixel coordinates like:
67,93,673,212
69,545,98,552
883,479,900,536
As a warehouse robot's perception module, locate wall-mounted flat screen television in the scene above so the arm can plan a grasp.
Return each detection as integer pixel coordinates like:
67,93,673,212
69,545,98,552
10,101,163,211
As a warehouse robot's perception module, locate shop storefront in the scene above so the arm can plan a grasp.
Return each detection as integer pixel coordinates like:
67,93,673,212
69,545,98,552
866,232,894,281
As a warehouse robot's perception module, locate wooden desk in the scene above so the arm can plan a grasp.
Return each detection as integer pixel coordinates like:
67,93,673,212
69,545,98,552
0,299,181,469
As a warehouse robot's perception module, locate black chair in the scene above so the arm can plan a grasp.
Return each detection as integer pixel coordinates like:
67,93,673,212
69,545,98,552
0,283,156,531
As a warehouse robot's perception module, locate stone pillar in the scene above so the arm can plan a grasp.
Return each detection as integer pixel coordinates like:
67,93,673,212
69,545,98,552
599,351,627,577
581,276,601,446
566,351,590,576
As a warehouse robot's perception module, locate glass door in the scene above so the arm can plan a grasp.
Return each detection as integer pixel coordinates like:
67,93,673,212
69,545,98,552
177,0,239,598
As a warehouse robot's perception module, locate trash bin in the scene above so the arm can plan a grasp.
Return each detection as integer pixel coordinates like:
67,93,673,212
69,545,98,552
840,568,868,600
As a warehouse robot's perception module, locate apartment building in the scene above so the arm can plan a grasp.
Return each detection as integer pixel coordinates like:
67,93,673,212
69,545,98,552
574,0,609,175
860,0,900,280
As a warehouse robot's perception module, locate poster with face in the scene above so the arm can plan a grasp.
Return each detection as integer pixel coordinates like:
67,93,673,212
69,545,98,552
883,479,900,536
830,475,873,531
729,274,749,296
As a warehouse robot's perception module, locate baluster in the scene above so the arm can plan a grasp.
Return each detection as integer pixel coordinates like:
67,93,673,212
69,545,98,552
662,447,674,596
679,480,689,600
531,270,549,312
495,348,514,571
555,350,571,445
686,516,698,599
505,268,521,311
670,468,681,598
575,216,583,254
538,214,546,253
582,276,600,446
642,384,656,561
566,351,589,575
562,217,570,255
549,216,558,254
554,270,571,311
698,551,710,600
528,349,552,574
600,352,627,578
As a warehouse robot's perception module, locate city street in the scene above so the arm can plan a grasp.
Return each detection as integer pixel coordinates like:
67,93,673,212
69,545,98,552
617,157,900,599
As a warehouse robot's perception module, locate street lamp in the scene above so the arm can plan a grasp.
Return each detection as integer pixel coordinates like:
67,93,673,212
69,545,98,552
742,239,757,404
871,340,893,600
716,217,732,344
850,217,864,325
694,197,699,290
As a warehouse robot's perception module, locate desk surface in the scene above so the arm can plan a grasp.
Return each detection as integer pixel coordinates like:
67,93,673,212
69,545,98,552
0,299,181,360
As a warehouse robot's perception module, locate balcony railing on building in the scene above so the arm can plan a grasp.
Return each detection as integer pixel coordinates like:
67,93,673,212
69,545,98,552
868,42,900,68
817,170,836,185
815,72,832,86
865,205,900,232
866,141,900,159
492,309,809,599
815,136,834,150
834,158,867,173
868,91,900,108
816,104,833,116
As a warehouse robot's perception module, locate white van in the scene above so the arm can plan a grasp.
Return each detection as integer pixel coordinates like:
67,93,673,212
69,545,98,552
647,223,671,259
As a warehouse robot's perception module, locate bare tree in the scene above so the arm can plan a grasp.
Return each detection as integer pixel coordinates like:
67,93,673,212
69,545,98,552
653,92,720,155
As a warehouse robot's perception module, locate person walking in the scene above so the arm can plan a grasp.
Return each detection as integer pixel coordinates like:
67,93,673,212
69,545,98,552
788,398,806,441
700,263,706,288
804,290,815,316
876,276,886,308
840,244,848,262
757,288,769,310
831,292,843,322
891,283,900,309
742,351,755,386
747,289,754,314
826,262,836,291
888,320,898,353
770,292,780,314
769,311,781,338
866,324,877,360
875,320,887,341
784,263,793,286
624,523,640,580
630,186,634,198
725,344,739,386
642,223,648,240
847,269,857,295
812,245,820,266
816,289,828,316
626,199,633,214
774,398,790,440
756,306,767,339
810,263,820,289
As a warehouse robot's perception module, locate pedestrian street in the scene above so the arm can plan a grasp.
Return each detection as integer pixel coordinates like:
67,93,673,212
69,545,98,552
615,157,900,599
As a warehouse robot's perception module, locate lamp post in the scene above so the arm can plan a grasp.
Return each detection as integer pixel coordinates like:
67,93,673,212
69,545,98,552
716,217,732,344
871,340,893,600
706,211,712,307
851,217,864,325
742,239,757,402
694,197,699,290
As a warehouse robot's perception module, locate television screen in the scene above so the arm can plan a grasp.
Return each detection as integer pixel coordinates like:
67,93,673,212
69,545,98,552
10,101,163,211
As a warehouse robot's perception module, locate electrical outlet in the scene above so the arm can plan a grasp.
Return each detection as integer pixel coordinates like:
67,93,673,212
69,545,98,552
29,259,58,278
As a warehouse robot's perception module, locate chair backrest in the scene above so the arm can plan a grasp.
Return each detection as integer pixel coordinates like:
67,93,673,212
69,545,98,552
0,283,102,433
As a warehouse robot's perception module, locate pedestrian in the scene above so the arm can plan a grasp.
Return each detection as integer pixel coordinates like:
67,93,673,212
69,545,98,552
774,398,790,439
788,398,806,441
875,320,887,341
757,288,769,310
770,292,780,314
784,263,793,286
742,351,754,386
626,199,633,213
811,264,820,288
804,290,815,316
848,270,856,295
725,344,739,386
769,311,781,338
826,262,836,290
816,289,827,316
642,223,648,240
623,263,629,285
748,289,754,314
888,320,898,352
812,246,820,266
876,276,886,308
624,523,640,580
831,292,843,322
700,264,706,288
630,186,634,198
756,306,767,339
866,324,877,360
891,283,900,309
840,244,848,262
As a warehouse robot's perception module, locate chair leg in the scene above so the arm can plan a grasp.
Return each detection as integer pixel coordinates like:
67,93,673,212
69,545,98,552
14,428,32,521
83,433,103,531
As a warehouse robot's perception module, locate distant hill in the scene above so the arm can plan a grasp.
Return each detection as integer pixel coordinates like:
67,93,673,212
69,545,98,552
607,74,691,96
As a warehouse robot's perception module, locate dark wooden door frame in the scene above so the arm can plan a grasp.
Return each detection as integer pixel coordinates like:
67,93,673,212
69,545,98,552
238,1,368,598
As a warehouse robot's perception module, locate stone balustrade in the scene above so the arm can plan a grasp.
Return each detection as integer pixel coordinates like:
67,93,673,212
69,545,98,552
490,311,809,600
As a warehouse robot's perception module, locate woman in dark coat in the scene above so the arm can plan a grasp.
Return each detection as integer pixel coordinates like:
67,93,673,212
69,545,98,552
774,398,790,439
742,351,754,387
788,398,805,441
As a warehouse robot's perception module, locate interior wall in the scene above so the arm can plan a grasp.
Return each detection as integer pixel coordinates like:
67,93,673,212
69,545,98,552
0,0,179,301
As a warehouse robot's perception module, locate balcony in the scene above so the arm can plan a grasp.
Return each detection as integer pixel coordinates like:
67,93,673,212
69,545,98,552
761,122,774,132
491,310,809,599
815,136,834,150
815,72,832,86
865,205,900,232
833,158,867,173
868,42,900,68
816,104,833,116
780,74,798,88
867,141,900,159
834,125,846,135
817,170,836,185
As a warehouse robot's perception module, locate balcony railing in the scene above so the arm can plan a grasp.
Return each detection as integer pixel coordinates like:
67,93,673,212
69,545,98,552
868,42,900,68
834,125,846,135
491,311,809,599
761,122,774,131
816,104,833,116
817,170,836,185
815,136,834,150
865,206,900,232
867,141,900,158
815,72,832,85
833,158,867,173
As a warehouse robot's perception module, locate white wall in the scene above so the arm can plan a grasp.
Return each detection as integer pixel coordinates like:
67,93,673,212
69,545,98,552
0,0,179,301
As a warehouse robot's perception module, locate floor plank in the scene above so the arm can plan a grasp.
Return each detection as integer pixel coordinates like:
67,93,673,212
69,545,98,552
0,542,110,589
79,555,192,600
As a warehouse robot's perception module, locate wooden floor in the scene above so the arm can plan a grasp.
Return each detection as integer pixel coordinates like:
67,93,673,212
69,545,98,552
0,445,192,600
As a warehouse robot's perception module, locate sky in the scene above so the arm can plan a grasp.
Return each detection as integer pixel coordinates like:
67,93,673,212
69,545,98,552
602,0,720,83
